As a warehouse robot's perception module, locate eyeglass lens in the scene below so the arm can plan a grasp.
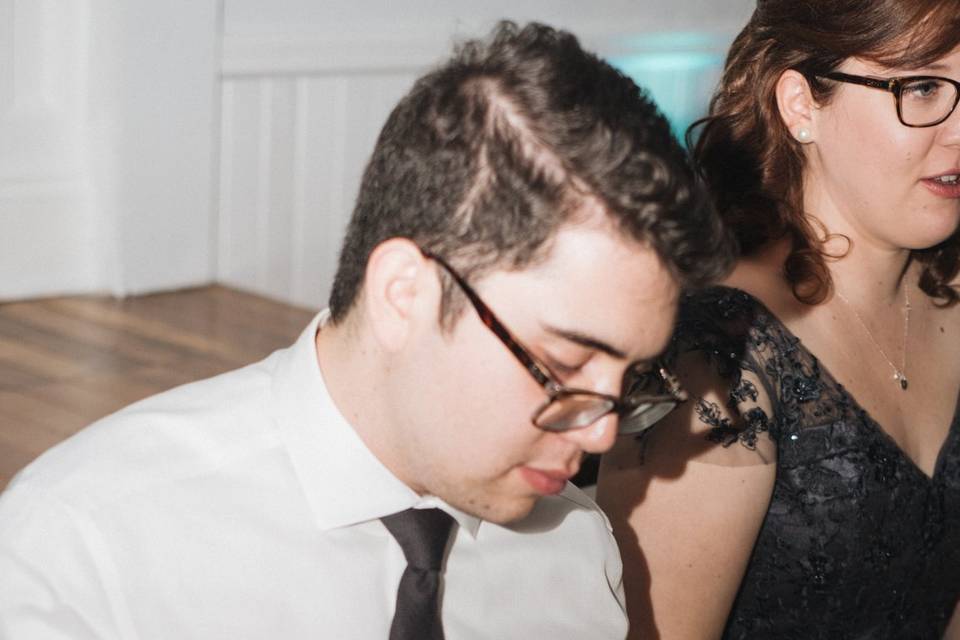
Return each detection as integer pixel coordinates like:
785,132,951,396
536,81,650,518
900,78,960,126
535,395,617,432
618,400,677,434
533,366,681,434
534,393,678,434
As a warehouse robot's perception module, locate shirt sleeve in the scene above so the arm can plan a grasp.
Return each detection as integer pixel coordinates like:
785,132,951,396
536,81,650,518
0,484,129,640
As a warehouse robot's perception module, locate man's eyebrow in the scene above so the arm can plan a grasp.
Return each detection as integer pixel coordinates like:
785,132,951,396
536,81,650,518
542,324,628,359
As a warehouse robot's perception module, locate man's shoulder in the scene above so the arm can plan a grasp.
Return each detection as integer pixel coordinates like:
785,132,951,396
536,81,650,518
555,481,610,522
1,352,284,512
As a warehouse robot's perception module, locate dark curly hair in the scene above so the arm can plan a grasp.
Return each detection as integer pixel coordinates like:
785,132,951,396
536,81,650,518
329,20,734,327
689,0,960,305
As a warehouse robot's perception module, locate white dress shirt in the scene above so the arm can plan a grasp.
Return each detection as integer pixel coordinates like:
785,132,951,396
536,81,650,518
0,312,627,640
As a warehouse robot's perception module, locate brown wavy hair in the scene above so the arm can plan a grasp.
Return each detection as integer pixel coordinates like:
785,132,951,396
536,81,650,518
689,0,960,305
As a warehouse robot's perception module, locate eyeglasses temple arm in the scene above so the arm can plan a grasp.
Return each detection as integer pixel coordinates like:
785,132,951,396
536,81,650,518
821,71,896,92
419,248,556,390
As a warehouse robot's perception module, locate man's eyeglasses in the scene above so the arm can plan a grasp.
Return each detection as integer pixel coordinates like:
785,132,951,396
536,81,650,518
819,71,960,128
419,247,686,435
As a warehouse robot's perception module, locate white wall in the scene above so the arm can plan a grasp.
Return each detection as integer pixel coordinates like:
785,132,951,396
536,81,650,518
0,1,96,299
1,0,754,304
222,0,754,41
85,0,220,296
0,0,218,300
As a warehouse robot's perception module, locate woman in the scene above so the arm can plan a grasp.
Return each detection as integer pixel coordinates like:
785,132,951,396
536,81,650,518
597,1,960,637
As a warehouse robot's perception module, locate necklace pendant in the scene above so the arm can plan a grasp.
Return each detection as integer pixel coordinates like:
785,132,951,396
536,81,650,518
895,372,908,390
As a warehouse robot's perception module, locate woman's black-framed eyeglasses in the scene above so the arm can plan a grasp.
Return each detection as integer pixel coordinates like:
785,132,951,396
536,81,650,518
419,247,686,435
819,71,960,128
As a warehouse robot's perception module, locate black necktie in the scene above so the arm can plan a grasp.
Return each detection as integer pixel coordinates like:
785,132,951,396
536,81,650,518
381,508,455,640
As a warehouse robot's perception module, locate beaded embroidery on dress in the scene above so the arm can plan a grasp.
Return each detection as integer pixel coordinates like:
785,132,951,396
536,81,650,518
667,286,960,639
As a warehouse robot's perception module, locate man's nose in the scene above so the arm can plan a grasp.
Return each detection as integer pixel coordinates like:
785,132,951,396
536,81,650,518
559,412,619,454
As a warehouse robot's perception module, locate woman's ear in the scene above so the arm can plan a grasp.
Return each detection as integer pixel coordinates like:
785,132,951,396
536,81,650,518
362,238,436,352
776,69,817,144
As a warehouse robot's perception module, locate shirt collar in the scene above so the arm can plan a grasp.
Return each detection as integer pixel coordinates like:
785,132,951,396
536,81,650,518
271,311,481,537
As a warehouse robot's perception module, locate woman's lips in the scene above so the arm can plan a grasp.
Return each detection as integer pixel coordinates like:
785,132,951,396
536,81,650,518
921,177,960,198
921,169,960,198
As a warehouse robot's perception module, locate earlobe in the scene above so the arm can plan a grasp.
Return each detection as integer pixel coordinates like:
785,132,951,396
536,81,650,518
776,69,817,144
363,239,435,352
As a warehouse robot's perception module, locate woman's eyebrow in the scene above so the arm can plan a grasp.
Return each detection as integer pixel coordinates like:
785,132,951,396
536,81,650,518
917,62,950,72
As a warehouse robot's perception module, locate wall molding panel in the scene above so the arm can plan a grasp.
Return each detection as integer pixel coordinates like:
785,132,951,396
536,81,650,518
217,44,422,308
221,33,448,77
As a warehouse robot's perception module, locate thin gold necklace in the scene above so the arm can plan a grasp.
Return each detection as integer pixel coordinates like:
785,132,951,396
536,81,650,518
835,286,911,390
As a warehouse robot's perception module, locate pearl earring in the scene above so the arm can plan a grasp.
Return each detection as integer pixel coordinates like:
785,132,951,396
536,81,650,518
795,127,812,143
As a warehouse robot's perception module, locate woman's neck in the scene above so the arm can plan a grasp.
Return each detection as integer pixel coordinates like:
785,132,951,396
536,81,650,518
800,173,914,307
822,232,913,309
724,233,913,314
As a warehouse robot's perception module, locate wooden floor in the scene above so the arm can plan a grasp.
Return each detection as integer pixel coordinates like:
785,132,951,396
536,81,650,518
0,286,315,490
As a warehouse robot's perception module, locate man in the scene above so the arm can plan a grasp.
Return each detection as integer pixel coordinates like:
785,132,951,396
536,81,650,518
0,21,731,639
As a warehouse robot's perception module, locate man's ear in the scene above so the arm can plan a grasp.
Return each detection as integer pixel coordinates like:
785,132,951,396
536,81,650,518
362,238,437,352
776,69,818,144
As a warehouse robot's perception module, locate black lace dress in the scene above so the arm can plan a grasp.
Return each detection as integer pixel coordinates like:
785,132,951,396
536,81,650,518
669,286,960,639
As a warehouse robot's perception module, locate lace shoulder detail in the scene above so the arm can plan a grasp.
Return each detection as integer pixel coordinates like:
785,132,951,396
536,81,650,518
667,286,810,449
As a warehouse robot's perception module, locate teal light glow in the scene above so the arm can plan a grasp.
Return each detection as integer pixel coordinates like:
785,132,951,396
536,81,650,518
607,31,729,143
612,51,723,73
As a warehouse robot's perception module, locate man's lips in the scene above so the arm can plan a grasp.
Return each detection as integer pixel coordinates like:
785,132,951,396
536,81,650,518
519,466,575,495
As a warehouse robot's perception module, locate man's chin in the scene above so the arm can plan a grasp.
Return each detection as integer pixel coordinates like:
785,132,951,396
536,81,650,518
460,493,540,525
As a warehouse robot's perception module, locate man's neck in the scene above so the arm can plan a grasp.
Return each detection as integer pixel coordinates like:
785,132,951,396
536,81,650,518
314,317,420,494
